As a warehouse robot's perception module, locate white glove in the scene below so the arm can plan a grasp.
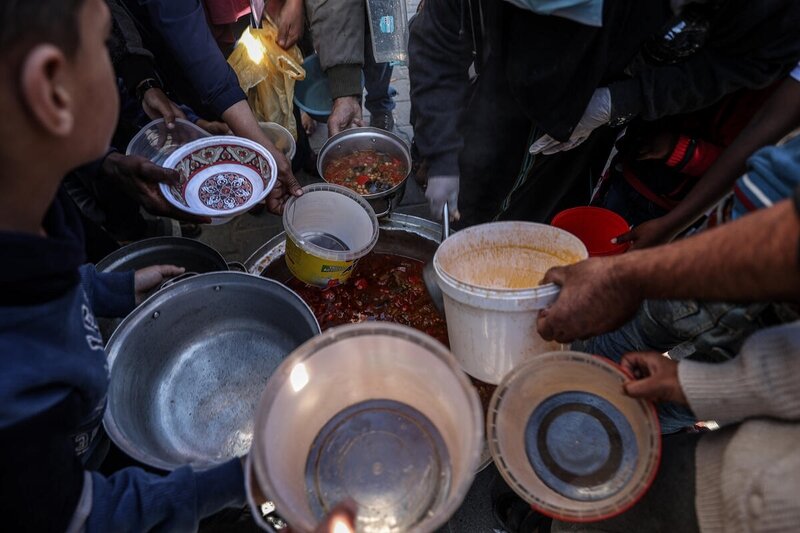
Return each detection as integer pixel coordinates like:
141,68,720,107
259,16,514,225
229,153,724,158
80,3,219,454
426,175,460,221
529,87,611,155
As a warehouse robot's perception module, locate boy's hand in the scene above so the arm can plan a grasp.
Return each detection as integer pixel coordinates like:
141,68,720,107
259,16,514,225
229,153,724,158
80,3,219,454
274,0,304,49
620,352,688,405
134,265,185,304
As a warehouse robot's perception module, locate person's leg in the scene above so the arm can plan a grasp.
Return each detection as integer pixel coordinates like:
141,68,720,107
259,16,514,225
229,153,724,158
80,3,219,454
363,27,395,129
496,126,619,223
551,433,701,533
457,55,532,227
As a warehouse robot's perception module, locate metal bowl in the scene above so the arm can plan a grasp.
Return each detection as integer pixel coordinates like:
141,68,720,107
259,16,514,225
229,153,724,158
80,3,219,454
96,237,233,342
317,127,411,215
103,272,320,471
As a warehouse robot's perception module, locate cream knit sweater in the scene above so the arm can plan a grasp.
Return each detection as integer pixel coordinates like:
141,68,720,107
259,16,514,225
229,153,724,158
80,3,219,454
679,322,800,532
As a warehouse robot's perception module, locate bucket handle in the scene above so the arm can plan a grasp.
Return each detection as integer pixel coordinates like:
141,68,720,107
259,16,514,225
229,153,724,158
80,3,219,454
535,283,561,308
226,261,248,272
158,271,199,291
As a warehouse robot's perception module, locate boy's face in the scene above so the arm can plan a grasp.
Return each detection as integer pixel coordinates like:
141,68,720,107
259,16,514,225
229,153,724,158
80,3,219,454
68,0,119,165
6,0,119,170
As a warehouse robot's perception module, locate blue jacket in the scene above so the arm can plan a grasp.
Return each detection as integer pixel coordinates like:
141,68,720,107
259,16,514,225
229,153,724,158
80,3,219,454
121,0,246,119
732,134,800,218
0,190,245,532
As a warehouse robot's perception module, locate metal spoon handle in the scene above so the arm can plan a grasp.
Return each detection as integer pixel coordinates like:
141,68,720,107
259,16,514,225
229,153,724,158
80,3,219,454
442,203,450,241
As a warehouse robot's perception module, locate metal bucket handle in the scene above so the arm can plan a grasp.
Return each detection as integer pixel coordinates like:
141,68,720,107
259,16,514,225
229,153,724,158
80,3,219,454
158,271,199,291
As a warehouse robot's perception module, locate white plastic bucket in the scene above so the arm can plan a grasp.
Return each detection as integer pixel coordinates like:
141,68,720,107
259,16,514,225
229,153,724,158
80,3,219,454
250,323,483,532
433,222,588,384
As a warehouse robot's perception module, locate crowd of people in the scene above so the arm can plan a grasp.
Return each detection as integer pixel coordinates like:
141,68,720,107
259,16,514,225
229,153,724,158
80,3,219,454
1,0,800,532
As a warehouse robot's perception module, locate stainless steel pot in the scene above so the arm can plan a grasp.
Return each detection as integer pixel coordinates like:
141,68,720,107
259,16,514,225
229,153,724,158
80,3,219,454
103,272,320,471
96,237,236,342
316,127,412,218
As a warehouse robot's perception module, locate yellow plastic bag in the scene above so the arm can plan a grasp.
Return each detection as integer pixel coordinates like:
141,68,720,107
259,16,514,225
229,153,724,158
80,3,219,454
228,18,305,138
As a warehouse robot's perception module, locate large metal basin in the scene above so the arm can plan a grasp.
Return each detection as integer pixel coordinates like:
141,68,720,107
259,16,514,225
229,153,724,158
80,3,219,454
104,272,320,471
244,214,494,472
245,213,440,277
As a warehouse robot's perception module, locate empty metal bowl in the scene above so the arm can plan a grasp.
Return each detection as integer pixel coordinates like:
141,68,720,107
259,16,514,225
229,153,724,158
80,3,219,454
103,272,320,471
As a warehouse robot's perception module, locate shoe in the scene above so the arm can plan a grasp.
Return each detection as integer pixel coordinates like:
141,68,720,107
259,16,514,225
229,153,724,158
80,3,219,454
370,111,395,132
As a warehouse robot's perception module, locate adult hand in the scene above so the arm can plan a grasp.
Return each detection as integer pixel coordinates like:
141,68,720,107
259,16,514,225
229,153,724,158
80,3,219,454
275,0,304,49
537,256,642,343
613,217,678,250
265,147,302,215
134,265,185,304
140,87,186,128
529,87,611,155
328,96,363,137
425,175,460,221
102,152,211,224
620,352,688,406
195,119,232,135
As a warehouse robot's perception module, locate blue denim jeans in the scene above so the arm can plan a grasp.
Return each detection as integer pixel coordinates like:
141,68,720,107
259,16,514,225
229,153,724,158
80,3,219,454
363,33,396,115
573,300,783,433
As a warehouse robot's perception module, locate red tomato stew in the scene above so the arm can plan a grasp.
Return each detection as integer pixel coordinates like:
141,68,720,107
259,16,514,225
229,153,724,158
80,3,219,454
286,252,447,345
323,150,407,195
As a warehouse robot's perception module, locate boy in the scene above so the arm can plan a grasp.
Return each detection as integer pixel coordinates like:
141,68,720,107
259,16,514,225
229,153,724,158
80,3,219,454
0,1,245,531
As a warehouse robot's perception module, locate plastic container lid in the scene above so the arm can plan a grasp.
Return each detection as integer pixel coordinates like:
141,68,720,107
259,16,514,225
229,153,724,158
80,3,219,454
550,207,630,257
282,183,379,262
126,117,210,165
488,351,661,522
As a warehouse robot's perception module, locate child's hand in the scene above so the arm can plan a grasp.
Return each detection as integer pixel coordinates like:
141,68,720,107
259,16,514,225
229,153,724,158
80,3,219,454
621,352,688,406
134,265,185,304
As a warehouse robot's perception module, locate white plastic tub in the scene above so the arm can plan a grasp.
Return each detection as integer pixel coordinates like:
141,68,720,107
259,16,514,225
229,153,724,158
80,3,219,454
250,323,483,532
433,222,588,384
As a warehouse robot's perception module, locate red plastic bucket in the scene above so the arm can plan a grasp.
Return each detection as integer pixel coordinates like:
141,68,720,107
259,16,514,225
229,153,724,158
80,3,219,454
551,207,630,257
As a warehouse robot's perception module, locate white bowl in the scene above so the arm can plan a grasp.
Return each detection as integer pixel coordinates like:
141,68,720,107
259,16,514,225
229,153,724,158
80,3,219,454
160,136,277,224
250,323,483,532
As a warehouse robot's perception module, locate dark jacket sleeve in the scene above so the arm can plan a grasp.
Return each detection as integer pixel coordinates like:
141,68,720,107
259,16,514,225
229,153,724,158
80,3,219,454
79,264,136,319
408,0,475,177
131,0,246,117
610,0,800,124
305,0,365,99
0,390,246,533
107,0,158,96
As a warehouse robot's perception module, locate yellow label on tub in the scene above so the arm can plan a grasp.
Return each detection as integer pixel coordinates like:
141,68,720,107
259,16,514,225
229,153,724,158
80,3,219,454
285,236,357,288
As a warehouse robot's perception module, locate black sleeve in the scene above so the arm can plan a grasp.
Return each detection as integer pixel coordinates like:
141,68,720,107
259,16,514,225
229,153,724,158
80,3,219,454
107,0,158,95
408,0,476,177
610,0,800,124
0,395,85,533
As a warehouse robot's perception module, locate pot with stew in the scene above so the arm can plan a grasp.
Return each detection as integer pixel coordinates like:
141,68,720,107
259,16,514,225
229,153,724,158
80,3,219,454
317,127,411,216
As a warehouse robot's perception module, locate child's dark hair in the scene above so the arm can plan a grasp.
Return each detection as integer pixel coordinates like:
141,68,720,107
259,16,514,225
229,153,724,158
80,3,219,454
0,0,87,59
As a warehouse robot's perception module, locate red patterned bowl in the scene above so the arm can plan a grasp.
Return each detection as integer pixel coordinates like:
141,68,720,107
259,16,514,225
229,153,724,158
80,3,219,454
160,136,277,224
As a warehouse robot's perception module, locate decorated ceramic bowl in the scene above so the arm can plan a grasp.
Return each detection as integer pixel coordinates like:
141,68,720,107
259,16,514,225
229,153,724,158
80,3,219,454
160,136,277,224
